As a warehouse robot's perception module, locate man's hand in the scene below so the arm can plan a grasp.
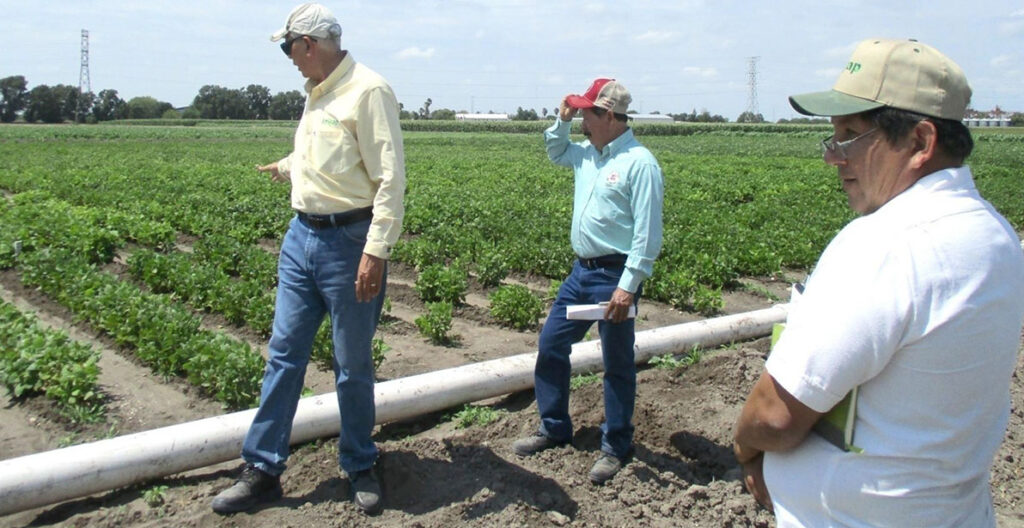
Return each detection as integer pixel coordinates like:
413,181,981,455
355,253,385,302
740,453,773,512
256,162,288,183
603,287,634,323
559,96,578,122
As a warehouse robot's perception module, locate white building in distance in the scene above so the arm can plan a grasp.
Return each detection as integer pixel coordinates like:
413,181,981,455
455,113,510,121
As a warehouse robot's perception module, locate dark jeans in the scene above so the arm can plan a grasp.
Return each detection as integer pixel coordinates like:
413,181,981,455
535,260,639,458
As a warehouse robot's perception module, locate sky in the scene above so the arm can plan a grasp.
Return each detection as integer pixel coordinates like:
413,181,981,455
3,1,1023,122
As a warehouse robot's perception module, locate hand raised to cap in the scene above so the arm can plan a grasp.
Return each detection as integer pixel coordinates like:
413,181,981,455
559,97,578,122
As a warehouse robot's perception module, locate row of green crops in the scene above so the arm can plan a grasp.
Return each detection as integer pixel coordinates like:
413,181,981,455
0,300,104,422
2,124,1022,315
0,191,265,409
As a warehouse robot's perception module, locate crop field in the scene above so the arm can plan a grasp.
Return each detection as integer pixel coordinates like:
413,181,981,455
1,122,1023,526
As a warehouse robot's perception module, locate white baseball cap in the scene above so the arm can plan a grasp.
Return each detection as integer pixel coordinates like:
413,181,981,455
270,3,342,42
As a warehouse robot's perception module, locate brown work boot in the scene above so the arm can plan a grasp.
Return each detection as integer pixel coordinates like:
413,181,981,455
512,432,569,457
211,464,283,514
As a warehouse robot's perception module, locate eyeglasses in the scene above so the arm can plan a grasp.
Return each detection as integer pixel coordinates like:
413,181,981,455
280,35,316,57
820,127,878,161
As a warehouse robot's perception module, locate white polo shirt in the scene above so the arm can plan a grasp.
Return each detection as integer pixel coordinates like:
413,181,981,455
764,166,1024,527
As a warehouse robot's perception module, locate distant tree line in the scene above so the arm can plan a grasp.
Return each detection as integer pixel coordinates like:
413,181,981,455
5,74,1020,126
0,75,305,124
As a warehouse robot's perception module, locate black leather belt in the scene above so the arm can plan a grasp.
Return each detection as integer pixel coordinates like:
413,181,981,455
577,254,628,269
297,207,373,229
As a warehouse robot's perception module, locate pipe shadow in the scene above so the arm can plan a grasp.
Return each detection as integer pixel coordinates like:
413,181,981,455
23,466,237,526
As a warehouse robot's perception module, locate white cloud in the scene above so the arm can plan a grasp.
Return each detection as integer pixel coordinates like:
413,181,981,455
634,30,677,44
394,46,435,60
682,66,718,78
991,54,1013,67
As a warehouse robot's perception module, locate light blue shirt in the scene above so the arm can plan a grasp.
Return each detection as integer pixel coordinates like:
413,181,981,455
545,119,664,293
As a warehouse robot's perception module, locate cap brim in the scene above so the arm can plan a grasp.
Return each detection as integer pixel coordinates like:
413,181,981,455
565,94,596,109
270,27,288,42
788,90,885,117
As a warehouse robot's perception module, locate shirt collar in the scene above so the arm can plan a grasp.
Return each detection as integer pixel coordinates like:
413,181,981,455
598,127,634,159
306,52,355,99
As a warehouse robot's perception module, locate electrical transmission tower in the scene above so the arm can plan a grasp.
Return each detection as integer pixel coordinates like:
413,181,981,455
746,56,759,119
77,29,91,122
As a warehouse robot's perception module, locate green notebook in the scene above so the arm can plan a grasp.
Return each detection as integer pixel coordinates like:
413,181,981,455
771,323,862,453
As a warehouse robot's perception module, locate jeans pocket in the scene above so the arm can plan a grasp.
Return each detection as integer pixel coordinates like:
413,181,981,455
337,220,369,246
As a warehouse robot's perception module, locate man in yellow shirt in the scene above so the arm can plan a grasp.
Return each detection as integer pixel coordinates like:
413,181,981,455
212,2,404,516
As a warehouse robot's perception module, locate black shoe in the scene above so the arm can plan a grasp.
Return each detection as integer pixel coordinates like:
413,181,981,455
589,452,630,485
512,432,569,457
211,464,283,514
350,468,382,515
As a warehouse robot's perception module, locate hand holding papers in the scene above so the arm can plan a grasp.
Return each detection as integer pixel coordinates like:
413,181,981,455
566,303,637,321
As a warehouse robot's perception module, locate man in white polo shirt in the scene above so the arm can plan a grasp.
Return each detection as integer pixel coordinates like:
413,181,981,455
732,38,1024,526
212,2,404,516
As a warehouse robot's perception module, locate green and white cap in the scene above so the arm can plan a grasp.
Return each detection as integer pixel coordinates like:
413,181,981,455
789,38,971,121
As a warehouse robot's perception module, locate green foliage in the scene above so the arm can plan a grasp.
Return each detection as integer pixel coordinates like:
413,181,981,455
488,285,544,330
692,285,724,316
415,301,454,345
142,485,169,507
649,346,703,370
371,337,390,370
18,248,262,410
414,264,468,305
447,404,505,429
545,279,563,301
570,372,601,390
0,301,105,422
475,250,511,287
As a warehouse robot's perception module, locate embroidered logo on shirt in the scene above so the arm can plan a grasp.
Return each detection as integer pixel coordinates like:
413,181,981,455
606,171,620,185
322,117,341,127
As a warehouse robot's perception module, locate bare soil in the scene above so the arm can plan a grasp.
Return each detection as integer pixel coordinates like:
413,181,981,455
2,265,1022,528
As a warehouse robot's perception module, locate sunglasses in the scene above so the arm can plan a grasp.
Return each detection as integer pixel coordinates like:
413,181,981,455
280,35,316,57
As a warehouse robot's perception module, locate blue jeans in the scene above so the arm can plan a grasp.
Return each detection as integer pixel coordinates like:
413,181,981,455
535,260,639,459
243,215,384,476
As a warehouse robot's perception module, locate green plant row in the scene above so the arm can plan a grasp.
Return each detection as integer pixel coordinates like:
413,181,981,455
18,248,263,409
0,142,291,244
126,248,276,337
0,300,105,423
3,127,1022,317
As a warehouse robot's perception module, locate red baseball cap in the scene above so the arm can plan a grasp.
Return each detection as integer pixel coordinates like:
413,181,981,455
566,78,632,114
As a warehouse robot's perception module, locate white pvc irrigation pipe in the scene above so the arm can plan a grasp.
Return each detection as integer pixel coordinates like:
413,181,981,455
0,304,788,516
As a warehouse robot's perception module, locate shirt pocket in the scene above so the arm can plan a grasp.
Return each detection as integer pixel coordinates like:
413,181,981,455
595,169,630,201
307,126,356,176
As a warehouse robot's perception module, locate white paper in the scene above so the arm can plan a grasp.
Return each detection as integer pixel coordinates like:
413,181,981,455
566,303,637,320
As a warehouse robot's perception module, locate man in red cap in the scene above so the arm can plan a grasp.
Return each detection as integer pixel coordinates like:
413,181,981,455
513,78,664,485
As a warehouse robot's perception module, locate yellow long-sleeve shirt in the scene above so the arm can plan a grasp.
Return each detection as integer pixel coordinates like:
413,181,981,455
278,52,405,259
